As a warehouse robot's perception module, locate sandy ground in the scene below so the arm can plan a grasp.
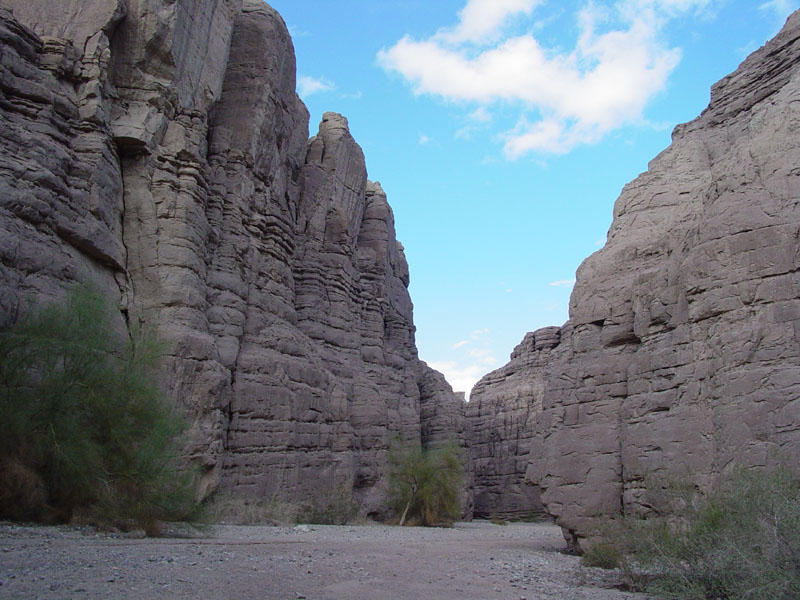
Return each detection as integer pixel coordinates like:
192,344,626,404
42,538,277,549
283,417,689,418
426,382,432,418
0,520,648,599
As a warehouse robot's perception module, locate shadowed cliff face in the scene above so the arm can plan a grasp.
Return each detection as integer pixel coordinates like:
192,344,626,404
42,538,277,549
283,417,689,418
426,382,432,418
467,328,560,520
469,11,800,549
0,0,471,516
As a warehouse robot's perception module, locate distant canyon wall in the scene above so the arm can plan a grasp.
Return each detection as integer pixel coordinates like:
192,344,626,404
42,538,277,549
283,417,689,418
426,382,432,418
466,327,559,520
471,11,800,546
0,0,472,516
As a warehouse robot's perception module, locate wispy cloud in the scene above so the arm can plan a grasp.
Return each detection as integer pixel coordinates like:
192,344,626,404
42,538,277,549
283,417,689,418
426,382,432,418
759,0,799,21
549,279,576,287
298,75,334,98
469,107,493,122
287,25,310,38
429,325,500,396
419,134,432,145
378,0,712,156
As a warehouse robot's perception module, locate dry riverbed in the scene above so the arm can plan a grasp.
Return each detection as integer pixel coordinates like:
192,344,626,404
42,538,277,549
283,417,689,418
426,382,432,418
0,520,648,599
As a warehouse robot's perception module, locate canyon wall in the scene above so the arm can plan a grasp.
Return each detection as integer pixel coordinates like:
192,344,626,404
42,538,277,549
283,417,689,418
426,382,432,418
466,327,560,519
0,0,471,517
468,11,800,547
499,11,800,548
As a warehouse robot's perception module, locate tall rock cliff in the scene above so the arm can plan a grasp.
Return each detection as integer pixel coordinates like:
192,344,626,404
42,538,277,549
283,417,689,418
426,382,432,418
0,0,471,516
466,327,559,519
475,11,800,548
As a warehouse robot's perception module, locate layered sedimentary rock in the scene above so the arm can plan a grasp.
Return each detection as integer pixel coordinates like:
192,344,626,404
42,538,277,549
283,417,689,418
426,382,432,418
466,327,560,519
0,0,470,516
508,12,800,548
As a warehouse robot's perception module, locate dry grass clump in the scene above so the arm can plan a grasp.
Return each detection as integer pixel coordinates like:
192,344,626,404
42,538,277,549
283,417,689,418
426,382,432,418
201,494,302,526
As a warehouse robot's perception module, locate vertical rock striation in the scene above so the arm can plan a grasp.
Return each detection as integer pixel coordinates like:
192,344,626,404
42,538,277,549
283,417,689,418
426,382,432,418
0,0,469,516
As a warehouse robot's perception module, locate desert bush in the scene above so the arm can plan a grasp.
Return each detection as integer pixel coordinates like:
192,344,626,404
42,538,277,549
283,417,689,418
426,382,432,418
593,466,800,599
388,440,463,526
0,286,195,533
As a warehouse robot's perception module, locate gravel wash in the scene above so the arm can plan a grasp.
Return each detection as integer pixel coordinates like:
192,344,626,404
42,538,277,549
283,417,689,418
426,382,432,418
0,520,649,599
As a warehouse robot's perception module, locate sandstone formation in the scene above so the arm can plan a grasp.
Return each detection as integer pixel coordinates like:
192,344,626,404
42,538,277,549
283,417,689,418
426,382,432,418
467,328,560,519
495,11,800,548
0,0,470,517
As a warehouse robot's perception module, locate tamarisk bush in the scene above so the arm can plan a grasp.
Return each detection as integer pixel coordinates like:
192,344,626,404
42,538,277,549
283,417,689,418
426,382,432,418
388,440,463,526
0,286,195,533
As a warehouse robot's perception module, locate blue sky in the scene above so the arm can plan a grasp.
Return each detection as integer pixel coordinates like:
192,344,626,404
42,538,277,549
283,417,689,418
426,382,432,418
267,0,799,396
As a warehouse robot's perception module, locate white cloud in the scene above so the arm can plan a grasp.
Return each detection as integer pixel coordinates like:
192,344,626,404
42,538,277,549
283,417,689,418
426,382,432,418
419,134,432,144
549,279,576,287
427,360,492,398
437,0,542,44
452,339,470,349
378,0,706,156
298,75,334,97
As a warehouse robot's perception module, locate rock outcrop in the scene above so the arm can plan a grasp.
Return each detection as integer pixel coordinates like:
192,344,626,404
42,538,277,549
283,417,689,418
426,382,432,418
468,11,800,547
0,0,470,516
508,11,800,548
467,327,560,519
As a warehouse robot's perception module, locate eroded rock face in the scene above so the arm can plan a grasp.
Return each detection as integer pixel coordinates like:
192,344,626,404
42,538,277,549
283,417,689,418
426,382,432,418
467,327,560,519
518,12,800,548
0,0,469,516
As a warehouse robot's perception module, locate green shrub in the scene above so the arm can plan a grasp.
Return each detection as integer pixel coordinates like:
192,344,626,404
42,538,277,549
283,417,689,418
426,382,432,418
0,286,195,533
598,466,800,599
388,440,464,526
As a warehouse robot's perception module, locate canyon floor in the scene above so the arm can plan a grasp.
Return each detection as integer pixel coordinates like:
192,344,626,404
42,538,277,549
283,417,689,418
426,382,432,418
0,520,648,599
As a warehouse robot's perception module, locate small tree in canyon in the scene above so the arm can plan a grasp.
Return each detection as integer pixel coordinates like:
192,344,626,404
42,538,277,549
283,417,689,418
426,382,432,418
0,286,194,533
388,440,463,526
